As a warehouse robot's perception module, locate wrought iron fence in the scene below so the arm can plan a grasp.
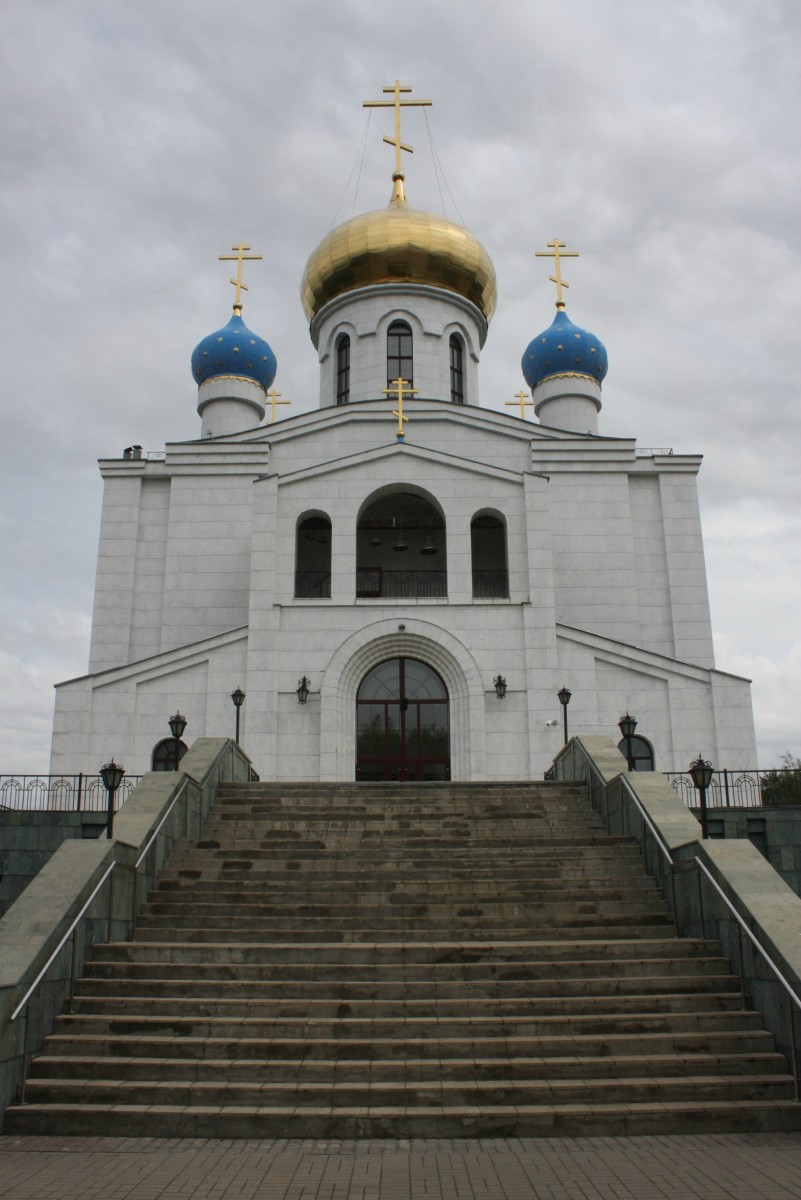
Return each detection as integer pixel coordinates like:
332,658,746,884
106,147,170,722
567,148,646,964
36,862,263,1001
472,569,509,599
665,768,801,809
356,569,447,598
294,571,331,598
0,775,142,813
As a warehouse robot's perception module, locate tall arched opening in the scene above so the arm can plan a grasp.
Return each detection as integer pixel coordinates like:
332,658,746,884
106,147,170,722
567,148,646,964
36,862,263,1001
356,657,450,782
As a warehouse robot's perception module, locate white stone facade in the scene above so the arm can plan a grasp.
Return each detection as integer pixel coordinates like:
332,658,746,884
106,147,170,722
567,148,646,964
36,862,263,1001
51,266,757,781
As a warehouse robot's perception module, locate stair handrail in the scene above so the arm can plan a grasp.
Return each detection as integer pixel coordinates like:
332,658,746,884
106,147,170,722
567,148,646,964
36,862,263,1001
555,735,801,1101
1,737,254,1117
10,862,117,1025
691,854,800,1100
9,859,118,1105
135,777,191,870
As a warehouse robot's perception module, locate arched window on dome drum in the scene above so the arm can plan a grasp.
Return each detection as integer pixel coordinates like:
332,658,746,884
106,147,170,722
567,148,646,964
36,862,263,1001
449,335,464,404
616,734,655,771
471,513,508,599
336,334,350,405
387,321,413,389
295,515,332,598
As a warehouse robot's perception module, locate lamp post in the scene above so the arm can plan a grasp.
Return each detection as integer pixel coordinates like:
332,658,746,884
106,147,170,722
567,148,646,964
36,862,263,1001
618,713,637,771
231,687,245,744
100,759,125,840
296,677,310,704
493,675,507,700
168,712,187,772
557,687,572,746
689,754,714,840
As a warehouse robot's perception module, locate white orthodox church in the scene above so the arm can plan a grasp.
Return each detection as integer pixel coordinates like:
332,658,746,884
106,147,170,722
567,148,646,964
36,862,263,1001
50,89,756,782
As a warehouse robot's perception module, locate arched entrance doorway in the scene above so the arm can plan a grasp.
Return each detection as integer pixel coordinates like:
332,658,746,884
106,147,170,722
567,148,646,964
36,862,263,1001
356,657,450,781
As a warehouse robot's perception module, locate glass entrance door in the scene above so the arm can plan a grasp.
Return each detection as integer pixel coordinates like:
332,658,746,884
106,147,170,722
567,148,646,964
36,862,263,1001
356,657,450,781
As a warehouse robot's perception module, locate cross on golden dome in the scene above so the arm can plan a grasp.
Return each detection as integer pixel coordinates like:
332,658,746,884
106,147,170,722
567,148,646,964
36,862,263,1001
363,80,432,196
219,242,263,314
535,239,579,309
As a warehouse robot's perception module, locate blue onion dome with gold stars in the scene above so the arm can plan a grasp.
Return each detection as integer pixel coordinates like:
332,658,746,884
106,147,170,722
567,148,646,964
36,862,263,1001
191,311,277,392
522,308,608,391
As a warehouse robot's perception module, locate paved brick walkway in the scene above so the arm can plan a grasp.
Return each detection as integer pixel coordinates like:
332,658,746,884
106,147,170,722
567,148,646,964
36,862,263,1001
1,1133,800,1199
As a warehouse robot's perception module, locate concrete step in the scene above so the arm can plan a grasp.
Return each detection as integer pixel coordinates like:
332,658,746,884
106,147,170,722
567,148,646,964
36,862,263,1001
16,1073,796,1110
49,1007,768,1041
38,1027,780,1062
7,1099,801,1139
30,1049,788,1084
68,987,744,1018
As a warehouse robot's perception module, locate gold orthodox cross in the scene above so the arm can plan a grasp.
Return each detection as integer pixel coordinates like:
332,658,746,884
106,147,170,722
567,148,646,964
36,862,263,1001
506,390,534,420
535,239,579,309
266,389,291,423
219,242,263,313
363,80,432,176
382,377,418,439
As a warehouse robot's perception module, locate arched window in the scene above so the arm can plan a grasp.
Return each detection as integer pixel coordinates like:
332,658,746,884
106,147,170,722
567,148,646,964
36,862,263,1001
336,334,350,405
617,734,655,771
471,513,508,598
357,490,446,598
295,514,332,598
387,320,413,388
151,738,188,771
450,334,464,404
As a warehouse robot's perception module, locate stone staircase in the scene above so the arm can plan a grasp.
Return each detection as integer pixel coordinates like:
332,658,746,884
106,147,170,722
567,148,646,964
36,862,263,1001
6,781,800,1137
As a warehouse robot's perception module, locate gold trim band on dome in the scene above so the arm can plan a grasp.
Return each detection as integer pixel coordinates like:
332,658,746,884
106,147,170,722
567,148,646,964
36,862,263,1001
532,371,599,389
197,374,267,391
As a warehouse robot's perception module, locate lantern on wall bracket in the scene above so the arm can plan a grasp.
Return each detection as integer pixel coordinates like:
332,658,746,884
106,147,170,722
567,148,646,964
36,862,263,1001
296,676,311,704
493,675,507,699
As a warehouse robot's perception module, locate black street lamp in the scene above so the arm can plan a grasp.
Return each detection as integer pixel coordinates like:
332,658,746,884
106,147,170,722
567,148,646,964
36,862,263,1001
618,713,637,771
168,711,187,772
231,687,246,743
100,759,125,840
689,753,714,840
493,675,507,699
296,677,310,704
557,687,572,745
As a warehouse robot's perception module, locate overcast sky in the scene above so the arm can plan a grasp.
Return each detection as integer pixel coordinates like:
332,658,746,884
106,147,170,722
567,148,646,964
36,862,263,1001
2,0,800,775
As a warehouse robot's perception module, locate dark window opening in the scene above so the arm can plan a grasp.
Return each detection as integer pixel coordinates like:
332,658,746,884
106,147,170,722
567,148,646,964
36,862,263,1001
617,734,655,771
450,334,464,403
152,738,188,771
387,320,413,389
336,334,350,405
295,515,332,598
471,513,508,598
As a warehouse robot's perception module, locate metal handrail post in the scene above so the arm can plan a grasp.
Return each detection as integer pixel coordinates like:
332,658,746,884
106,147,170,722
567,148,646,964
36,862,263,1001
76,772,83,812
17,1005,31,1104
106,870,114,943
696,861,706,939
67,928,79,1015
790,1003,800,1101
736,923,747,1010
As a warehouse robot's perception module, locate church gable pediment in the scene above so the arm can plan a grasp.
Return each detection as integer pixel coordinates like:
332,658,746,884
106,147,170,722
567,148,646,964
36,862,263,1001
265,439,531,489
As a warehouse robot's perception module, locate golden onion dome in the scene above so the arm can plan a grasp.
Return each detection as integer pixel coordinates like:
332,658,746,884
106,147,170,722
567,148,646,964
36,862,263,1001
300,176,497,323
